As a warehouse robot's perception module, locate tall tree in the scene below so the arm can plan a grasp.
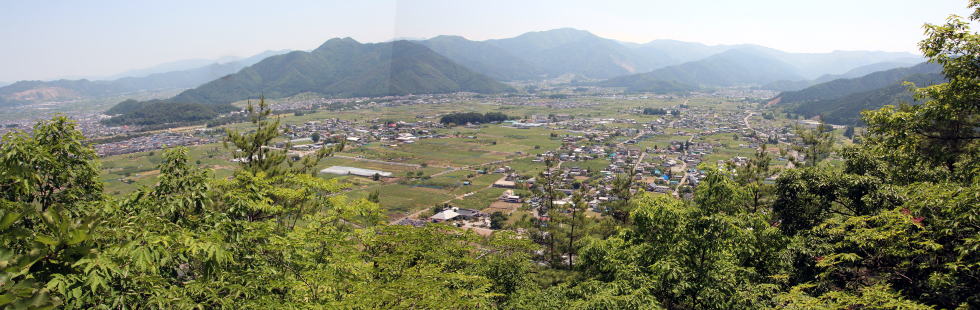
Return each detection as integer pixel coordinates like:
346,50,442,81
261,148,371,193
863,0,980,180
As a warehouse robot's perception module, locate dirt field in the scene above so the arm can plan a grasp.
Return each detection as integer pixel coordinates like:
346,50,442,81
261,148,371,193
483,201,522,215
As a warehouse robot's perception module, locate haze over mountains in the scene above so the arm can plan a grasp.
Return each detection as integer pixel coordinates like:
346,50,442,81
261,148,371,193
0,27,933,126
764,61,927,91
0,50,288,108
102,55,251,80
771,62,944,124
414,28,921,83
600,48,807,90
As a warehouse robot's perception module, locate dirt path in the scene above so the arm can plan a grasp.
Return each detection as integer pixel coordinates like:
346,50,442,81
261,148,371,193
333,155,425,168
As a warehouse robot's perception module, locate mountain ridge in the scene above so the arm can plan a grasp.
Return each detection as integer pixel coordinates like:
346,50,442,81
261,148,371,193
166,39,512,106
598,48,805,90
772,62,945,124
0,50,289,108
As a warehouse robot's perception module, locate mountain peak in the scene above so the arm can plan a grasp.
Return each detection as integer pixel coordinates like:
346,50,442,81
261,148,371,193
165,39,511,105
314,37,361,52
515,28,597,40
426,35,471,43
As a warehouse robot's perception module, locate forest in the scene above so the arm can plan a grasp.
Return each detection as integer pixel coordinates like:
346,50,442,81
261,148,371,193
102,99,239,126
1,3,978,309
439,112,511,125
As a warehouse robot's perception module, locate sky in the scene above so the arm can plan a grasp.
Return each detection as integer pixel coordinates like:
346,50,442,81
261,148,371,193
0,0,974,82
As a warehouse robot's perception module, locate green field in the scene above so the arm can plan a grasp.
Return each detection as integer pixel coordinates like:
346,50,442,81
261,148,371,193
98,96,803,218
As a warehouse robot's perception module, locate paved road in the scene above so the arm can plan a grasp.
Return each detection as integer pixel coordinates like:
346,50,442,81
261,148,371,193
743,112,766,138
672,134,697,197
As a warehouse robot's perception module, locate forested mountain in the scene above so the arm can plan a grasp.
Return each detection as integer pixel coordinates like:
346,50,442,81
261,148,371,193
737,46,922,79
483,28,661,79
772,62,945,124
599,48,805,90
0,50,287,108
0,79,135,108
418,29,920,81
775,62,941,104
787,72,946,124
418,30,718,80
764,60,925,91
169,39,512,105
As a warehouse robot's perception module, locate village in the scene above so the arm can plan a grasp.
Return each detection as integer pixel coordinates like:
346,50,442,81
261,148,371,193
225,93,813,236
23,89,825,236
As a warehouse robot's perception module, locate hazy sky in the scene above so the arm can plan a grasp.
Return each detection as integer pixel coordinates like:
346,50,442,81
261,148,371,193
0,0,974,82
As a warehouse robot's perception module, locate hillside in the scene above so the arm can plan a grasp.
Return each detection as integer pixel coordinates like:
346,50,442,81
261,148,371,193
595,74,699,93
0,50,286,108
169,39,512,105
786,72,945,125
773,62,941,105
599,48,804,89
763,61,924,91
484,28,661,79
0,79,131,107
731,46,923,79
469,29,918,80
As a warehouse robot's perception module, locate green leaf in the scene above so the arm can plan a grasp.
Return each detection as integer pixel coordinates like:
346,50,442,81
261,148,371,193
35,235,59,247
0,211,21,230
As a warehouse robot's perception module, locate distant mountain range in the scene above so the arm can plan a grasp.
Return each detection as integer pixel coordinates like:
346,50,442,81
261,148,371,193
763,61,924,91
101,39,512,126
0,50,288,108
771,62,944,125
103,55,246,80
599,48,807,90
411,28,921,83
1,27,931,127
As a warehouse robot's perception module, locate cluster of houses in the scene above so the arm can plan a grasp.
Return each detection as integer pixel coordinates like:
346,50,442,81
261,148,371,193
280,118,450,150
95,132,217,156
1,111,134,137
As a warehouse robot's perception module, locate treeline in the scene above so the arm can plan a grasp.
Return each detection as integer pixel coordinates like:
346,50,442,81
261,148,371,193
641,107,680,116
439,112,510,125
102,100,239,126
642,107,667,115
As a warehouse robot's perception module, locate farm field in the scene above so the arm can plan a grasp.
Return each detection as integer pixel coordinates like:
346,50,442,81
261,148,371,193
97,95,814,220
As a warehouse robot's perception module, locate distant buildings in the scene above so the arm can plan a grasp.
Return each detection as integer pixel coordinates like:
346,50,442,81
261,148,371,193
429,207,486,223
